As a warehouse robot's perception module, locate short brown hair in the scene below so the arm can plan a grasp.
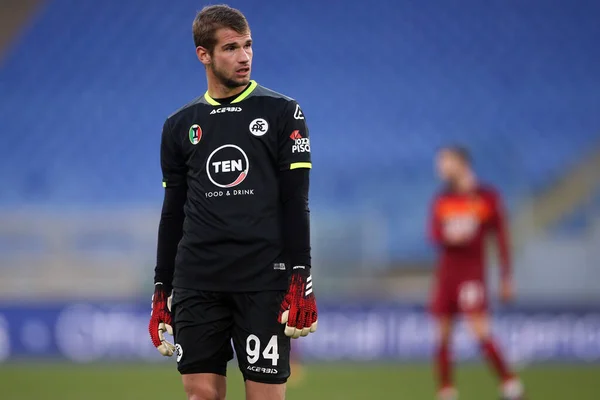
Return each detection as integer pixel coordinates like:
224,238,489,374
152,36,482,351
192,5,249,53
441,145,472,165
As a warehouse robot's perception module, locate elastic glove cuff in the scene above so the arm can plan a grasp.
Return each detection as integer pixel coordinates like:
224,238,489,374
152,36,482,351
154,281,172,296
291,265,311,278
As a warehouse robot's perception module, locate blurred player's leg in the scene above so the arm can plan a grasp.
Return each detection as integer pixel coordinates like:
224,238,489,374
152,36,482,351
465,312,524,399
182,373,226,400
434,315,457,399
431,279,458,399
437,386,458,400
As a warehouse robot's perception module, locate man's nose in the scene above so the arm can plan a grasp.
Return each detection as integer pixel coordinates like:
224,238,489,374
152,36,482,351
238,49,250,63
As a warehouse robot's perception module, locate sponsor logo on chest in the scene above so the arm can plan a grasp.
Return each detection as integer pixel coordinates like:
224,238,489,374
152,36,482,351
204,144,255,198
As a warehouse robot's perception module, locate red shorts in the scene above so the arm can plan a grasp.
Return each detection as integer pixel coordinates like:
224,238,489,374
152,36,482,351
430,278,487,316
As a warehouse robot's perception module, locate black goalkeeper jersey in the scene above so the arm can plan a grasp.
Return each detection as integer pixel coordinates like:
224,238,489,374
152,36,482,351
160,81,311,291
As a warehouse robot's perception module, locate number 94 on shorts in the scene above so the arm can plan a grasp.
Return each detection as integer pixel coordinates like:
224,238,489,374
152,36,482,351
171,289,291,384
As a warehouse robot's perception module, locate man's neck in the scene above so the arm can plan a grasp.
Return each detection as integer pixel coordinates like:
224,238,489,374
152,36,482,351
207,77,248,100
455,171,477,193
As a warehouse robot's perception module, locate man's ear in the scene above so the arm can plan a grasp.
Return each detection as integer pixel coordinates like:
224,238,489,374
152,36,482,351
196,46,211,66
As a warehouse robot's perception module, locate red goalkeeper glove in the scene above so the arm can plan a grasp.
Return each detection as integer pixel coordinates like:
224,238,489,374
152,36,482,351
148,283,175,356
278,266,318,339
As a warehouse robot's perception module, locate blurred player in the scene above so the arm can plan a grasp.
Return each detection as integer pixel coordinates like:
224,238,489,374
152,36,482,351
148,5,317,400
429,146,524,400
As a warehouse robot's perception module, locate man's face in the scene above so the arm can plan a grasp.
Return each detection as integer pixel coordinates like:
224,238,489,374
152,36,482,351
205,28,253,89
436,150,464,182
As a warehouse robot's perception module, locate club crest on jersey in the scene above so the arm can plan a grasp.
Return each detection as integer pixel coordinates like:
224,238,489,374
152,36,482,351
249,118,269,136
189,124,202,145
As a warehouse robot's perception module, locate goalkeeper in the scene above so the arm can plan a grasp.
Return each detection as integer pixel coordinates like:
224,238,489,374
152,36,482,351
148,5,317,400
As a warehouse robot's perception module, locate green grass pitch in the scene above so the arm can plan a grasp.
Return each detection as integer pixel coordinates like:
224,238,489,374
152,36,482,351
0,362,598,399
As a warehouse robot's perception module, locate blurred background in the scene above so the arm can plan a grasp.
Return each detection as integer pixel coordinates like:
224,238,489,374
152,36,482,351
0,0,599,398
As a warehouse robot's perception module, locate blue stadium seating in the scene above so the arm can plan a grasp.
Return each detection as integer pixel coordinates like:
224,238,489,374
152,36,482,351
1,0,599,259
553,186,600,235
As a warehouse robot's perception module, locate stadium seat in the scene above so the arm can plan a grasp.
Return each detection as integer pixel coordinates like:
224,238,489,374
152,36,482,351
1,0,598,260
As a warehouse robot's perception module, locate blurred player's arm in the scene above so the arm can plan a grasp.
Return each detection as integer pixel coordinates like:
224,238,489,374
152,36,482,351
149,118,187,357
490,190,513,302
490,190,511,278
429,197,445,246
277,100,317,338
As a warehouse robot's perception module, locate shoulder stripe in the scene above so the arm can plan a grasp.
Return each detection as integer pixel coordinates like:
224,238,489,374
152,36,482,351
290,162,312,170
251,84,294,101
168,95,206,118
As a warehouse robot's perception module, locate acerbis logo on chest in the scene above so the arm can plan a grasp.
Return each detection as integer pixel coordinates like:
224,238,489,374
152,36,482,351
210,107,242,114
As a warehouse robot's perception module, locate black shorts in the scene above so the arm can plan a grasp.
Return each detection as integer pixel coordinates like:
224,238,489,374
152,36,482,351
171,288,290,384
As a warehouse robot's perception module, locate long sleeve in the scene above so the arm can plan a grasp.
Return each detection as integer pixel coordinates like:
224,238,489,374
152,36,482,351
154,118,188,292
277,99,312,268
279,168,311,267
490,191,511,278
429,197,444,246
154,184,186,292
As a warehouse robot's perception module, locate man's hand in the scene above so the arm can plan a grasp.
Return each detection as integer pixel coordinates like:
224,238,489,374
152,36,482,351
278,266,318,339
149,283,175,356
500,277,514,304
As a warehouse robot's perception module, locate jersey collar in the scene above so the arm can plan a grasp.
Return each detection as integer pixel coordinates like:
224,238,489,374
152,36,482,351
204,80,258,106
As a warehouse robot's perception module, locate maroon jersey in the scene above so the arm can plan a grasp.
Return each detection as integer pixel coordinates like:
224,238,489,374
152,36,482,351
429,185,511,283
